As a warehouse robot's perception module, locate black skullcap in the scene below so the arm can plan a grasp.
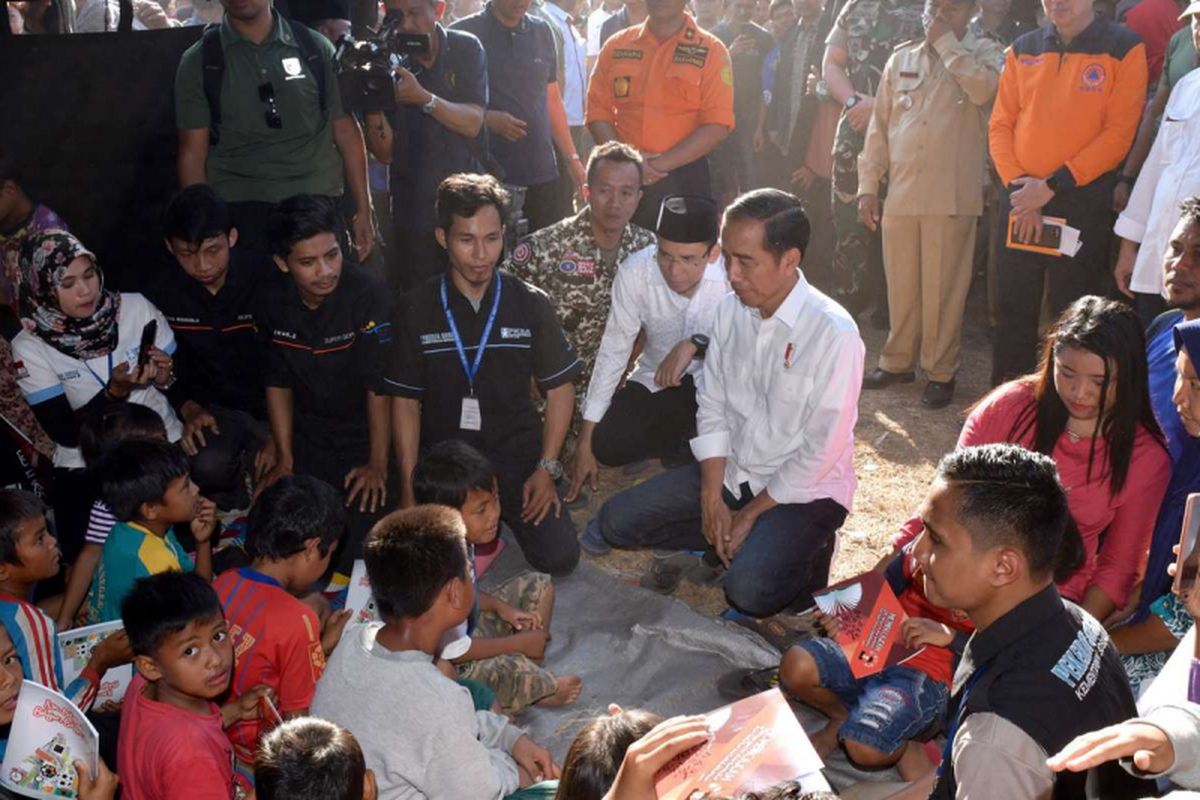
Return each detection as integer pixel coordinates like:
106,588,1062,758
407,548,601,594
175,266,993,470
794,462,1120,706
655,195,720,244
289,0,350,25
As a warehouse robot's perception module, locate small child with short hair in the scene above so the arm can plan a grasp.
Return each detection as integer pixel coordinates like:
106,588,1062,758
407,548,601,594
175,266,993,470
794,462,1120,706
117,571,259,800
0,490,128,756
311,505,560,799
255,718,377,800
413,440,582,714
87,439,216,623
215,475,351,775
554,708,664,800
55,403,167,630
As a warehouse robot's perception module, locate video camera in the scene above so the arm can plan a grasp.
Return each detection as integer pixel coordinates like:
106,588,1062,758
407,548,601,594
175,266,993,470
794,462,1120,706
333,17,432,114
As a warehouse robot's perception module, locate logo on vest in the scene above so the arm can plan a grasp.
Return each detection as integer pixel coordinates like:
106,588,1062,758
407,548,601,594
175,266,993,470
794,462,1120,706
1050,613,1108,700
1080,63,1106,92
500,327,531,339
282,57,305,80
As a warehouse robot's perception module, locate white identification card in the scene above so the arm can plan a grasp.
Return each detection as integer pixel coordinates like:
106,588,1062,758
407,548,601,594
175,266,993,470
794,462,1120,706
460,396,482,431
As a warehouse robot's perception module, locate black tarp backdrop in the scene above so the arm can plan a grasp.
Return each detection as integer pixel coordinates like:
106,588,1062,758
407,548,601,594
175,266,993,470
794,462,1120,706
1,1,201,290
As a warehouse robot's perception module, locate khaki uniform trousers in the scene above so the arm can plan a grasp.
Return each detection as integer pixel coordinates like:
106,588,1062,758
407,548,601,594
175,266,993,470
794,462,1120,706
878,214,976,383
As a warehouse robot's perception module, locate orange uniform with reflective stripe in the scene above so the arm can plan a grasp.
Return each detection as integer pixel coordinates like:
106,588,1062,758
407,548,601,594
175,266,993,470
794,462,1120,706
586,13,735,153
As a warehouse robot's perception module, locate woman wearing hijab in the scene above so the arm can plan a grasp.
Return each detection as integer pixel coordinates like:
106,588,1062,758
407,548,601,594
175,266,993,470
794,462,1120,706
11,229,182,469
1114,317,1200,694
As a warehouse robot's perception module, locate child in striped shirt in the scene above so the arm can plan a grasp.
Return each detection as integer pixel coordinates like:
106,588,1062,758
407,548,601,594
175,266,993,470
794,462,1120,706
0,489,129,757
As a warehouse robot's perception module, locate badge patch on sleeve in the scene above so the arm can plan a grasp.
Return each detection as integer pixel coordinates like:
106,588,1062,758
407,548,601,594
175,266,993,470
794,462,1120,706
612,48,643,59
672,44,709,67
614,76,632,97
511,241,533,266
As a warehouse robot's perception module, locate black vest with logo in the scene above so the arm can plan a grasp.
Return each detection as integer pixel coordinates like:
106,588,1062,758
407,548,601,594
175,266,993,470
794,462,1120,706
931,586,1155,799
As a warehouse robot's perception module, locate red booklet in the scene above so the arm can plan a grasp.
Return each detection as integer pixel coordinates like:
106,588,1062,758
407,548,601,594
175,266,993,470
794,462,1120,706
813,570,921,679
654,689,827,800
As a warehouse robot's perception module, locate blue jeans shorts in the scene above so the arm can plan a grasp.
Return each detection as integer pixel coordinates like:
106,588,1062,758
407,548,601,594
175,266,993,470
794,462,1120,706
797,636,949,755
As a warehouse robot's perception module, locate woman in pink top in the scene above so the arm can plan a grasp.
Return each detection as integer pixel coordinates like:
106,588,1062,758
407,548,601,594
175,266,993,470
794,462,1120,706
896,296,1170,621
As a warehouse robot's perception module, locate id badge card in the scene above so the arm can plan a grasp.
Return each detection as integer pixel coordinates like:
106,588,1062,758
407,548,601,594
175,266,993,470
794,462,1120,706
460,396,482,431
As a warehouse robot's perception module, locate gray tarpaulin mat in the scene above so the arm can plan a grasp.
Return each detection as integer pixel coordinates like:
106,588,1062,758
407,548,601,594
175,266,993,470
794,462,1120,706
482,543,901,791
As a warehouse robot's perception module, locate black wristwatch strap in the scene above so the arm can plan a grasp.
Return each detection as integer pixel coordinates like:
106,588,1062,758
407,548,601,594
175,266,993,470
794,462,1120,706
690,334,709,358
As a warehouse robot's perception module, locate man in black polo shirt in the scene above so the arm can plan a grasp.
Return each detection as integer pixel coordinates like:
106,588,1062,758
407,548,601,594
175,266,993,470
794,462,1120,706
453,0,585,233
389,173,582,576
364,0,490,290
256,194,394,575
148,185,276,507
903,444,1151,799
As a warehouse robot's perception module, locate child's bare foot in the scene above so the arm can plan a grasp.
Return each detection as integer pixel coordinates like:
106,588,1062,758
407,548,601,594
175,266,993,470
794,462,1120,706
896,740,935,782
536,675,583,707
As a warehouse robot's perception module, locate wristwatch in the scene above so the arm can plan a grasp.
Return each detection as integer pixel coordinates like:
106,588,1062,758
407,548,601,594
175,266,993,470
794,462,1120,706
422,94,439,115
1045,173,1060,194
690,333,710,358
536,458,564,481
844,94,860,109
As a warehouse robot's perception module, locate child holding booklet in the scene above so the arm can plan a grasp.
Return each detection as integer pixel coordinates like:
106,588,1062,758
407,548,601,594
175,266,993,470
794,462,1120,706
215,476,352,777
87,439,216,623
118,572,270,800
412,441,582,714
0,624,119,799
311,505,560,799
0,489,128,751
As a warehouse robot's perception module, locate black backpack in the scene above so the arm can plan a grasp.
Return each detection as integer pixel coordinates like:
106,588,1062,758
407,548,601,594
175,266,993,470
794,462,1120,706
200,20,329,146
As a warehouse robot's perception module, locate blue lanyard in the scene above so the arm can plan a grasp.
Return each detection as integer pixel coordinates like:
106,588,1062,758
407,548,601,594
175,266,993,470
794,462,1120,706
440,275,502,396
83,353,114,391
937,665,987,778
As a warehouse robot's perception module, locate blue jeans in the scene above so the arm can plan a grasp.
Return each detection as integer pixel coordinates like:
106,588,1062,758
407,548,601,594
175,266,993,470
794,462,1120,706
596,463,846,615
798,637,948,755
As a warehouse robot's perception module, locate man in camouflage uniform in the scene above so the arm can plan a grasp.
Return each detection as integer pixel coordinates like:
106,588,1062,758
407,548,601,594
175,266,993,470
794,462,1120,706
506,141,655,397
821,0,924,316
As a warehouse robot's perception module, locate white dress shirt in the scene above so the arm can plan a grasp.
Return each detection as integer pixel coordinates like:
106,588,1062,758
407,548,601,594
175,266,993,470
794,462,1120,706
543,2,589,126
1115,68,1200,296
690,272,863,509
586,6,615,57
582,244,731,423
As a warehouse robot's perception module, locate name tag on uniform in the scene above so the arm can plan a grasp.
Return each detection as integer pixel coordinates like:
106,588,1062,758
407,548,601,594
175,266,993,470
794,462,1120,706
461,397,482,431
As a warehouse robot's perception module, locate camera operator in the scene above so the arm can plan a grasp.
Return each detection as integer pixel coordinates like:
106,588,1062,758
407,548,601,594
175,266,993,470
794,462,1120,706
363,0,488,289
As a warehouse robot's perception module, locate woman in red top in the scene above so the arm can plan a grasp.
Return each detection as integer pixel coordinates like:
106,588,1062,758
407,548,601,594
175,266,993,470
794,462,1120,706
896,296,1170,621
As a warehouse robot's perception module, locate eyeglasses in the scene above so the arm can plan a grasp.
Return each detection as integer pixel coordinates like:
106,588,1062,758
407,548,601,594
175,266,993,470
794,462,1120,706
258,82,283,130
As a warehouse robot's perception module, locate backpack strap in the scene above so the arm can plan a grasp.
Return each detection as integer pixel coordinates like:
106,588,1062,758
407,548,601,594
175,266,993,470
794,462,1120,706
201,23,226,146
289,22,328,117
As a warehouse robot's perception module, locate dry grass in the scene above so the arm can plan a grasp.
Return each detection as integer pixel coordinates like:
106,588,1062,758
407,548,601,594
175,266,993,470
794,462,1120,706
576,284,995,617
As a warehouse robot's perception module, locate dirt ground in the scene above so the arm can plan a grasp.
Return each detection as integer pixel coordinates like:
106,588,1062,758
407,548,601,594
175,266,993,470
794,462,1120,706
575,281,995,618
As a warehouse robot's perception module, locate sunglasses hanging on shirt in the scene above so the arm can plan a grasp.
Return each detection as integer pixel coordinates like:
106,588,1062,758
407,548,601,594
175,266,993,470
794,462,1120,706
258,81,283,130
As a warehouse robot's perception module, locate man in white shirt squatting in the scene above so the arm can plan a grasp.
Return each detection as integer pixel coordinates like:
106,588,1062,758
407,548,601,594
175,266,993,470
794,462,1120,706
591,188,865,617
568,195,731,554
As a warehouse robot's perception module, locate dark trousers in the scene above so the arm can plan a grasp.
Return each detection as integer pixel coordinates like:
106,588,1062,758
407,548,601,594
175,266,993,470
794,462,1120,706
1134,290,1168,331
597,462,847,616
991,177,1115,386
523,179,570,234
493,453,580,577
799,175,835,295
391,226,447,292
293,423,393,578
592,378,698,466
633,158,712,230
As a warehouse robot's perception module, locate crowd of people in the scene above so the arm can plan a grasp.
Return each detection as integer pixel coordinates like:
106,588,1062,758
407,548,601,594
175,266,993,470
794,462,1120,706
5,0,1200,793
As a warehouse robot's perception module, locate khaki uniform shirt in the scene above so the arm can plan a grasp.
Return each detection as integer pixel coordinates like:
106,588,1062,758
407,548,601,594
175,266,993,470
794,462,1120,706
857,30,1003,216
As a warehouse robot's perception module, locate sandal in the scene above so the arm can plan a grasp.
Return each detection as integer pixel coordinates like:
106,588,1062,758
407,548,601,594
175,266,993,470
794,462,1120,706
637,551,697,594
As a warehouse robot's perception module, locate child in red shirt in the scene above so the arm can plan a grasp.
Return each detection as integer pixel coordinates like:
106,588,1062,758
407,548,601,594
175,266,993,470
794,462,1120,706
214,476,351,774
118,572,269,800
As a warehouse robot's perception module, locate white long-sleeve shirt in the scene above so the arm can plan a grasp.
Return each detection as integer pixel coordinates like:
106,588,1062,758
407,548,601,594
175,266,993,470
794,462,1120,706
689,272,863,508
1115,68,1200,295
582,244,731,423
